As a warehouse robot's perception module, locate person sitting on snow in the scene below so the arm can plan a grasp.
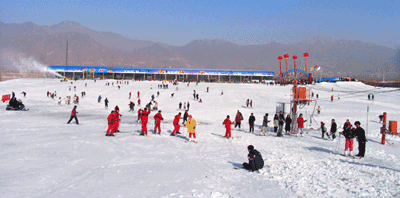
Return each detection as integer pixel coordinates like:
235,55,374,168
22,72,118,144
242,145,264,172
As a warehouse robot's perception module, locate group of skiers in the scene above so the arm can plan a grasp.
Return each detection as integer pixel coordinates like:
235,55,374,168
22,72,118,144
246,99,253,108
341,119,366,158
178,102,190,110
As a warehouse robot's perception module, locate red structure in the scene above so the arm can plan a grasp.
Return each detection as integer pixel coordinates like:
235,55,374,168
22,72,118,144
293,55,298,76
303,53,309,73
381,112,387,144
290,81,316,134
278,56,283,77
389,121,398,134
284,54,289,74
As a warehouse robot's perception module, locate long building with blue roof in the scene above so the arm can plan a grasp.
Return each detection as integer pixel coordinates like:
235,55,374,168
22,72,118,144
47,65,275,82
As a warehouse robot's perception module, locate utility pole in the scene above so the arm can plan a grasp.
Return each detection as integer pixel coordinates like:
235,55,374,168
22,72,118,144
66,40,68,66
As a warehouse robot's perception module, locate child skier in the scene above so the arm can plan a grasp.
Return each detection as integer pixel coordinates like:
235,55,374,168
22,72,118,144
114,107,121,132
343,122,355,157
154,110,164,134
106,110,116,136
185,115,197,142
171,112,182,136
319,122,329,139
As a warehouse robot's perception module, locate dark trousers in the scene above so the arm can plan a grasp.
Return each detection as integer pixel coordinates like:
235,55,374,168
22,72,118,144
235,122,241,129
249,124,254,132
331,132,336,140
242,163,255,171
358,141,366,157
67,115,79,124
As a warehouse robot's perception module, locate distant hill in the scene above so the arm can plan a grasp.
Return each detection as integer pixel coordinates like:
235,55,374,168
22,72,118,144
1,21,399,79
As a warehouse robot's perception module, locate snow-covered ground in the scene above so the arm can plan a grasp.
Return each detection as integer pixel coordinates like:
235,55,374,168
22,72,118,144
1,79,400,197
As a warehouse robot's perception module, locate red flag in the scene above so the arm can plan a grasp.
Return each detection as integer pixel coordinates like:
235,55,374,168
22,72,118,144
2,94,11,103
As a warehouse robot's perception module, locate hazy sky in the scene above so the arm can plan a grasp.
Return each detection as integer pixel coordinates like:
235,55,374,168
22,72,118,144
1,0,399,48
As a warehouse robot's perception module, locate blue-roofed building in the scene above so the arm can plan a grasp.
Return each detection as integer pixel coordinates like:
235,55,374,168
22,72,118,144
46,65,275,82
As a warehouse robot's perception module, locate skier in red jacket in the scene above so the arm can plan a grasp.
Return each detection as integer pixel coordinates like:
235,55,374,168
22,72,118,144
296,113,307,136
171,112,182,136
140,108,151,135
138,98,141,106
154,110,164,134
106,110,116,136
137,91,140,98
223,115,234,138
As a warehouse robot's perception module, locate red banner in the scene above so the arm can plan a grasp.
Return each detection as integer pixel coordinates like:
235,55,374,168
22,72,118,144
2,94,11,103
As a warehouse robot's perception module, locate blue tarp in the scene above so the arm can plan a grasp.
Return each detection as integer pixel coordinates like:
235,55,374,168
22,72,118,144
47,66,275,76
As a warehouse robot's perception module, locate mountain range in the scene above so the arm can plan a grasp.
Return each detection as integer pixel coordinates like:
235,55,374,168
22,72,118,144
1,21,399,79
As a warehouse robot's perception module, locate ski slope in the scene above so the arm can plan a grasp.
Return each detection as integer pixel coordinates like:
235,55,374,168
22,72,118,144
1,79,400,197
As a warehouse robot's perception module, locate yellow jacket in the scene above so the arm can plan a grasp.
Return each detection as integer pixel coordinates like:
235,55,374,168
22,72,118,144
185,119,197,133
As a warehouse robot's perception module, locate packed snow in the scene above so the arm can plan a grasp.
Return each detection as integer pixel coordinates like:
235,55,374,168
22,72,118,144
1,79,400,197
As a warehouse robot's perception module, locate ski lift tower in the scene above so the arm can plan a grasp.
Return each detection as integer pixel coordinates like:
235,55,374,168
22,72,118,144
290,80,316,134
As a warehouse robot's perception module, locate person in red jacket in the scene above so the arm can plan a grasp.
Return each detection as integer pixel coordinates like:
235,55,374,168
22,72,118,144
138,98,141,106
67,105,79,124
140,108,151,135
154,110,164,134
114,106,121,132
106,110,116,136
296,113,307,136
235,110,244,130
223,115,234,138
137,91,140,98
171,112,182,136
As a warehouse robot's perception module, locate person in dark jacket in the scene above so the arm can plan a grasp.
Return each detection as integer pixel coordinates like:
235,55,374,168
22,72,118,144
249,113,256,133
278,111,284,136
330,119,337,140
285,115,292,135
343,122,355,156
343,119,351,131
278,111,284,133
182,110,189,124
104,98,109,108
354,121,366,158
242,145,264,172
319,122,328,139
67,105,79,124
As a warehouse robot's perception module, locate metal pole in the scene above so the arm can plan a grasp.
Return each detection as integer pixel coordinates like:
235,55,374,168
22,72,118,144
367,106,369,137
66,40,68,66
